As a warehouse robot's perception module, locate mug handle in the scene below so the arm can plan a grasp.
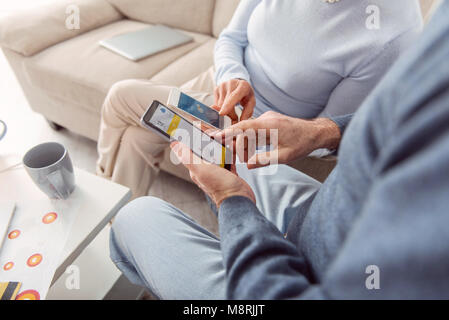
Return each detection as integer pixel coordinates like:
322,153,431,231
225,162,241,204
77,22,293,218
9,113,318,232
47,169,68,199
0,120,6,140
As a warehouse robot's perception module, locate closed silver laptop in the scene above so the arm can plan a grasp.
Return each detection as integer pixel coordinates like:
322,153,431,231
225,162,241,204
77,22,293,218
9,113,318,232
99,24,193,61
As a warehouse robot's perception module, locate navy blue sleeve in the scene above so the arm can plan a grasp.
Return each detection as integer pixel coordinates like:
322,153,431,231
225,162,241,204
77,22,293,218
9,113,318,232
218,196,317,299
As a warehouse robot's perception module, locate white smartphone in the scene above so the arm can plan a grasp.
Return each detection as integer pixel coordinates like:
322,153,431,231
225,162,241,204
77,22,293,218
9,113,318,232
168,88,232,130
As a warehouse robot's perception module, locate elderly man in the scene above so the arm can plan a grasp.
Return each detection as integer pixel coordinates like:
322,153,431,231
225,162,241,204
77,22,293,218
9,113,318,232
109,2,449,299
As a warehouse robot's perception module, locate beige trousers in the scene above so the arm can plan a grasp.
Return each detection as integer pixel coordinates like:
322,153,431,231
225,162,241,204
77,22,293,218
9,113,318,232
96,67,216,198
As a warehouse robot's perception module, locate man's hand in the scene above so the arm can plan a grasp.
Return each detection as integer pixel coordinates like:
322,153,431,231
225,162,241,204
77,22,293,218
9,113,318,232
213,79,255,122
215,111,341,169
171,141,256,208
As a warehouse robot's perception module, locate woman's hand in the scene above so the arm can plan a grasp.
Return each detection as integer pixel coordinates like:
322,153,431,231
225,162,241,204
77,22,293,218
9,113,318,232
213,79,256,122
171,141,256,208
215,111,342,169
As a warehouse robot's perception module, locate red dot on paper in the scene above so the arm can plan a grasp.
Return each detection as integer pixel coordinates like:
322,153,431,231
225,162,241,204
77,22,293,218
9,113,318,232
8,230,20,239
16,289,40,300
3,261,14,271
42,212,58,224
27,254,43,267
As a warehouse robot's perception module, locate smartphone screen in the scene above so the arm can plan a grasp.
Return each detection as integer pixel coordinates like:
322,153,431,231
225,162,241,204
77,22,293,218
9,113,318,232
177,93,220,128
142,101,231,169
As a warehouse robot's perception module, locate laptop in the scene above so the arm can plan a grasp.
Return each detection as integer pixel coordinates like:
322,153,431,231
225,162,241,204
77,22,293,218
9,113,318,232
99,24,193,61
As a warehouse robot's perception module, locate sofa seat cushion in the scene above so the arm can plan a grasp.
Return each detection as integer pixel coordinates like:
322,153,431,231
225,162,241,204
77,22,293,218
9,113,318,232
150,38,216,87
23,19,213,114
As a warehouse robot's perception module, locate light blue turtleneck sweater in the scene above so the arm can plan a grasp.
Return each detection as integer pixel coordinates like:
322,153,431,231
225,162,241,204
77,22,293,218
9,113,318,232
214,0,423,118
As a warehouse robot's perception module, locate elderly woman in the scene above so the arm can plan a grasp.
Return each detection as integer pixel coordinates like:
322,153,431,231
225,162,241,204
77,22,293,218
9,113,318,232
97,0,422,198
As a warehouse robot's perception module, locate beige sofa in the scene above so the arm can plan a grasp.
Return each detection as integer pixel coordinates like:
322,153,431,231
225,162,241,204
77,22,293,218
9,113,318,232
0,0,440,182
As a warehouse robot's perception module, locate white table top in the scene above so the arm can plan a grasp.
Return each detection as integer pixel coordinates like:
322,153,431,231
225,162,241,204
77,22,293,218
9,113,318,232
0,162,131,284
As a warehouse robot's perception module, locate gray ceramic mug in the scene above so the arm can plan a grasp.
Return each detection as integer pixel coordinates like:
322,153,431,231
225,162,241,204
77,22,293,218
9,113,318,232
23,142,75,199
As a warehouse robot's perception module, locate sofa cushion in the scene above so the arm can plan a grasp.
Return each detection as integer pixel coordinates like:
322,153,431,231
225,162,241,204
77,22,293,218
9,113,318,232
106,0,215,35
212,0,240,37
0,0,122,57
150,39,216,87
23,19,213,115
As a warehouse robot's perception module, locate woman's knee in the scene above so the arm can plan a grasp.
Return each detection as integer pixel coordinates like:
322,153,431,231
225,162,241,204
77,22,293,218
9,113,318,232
119,126,166,163
102,79,143,115
120,125,143,147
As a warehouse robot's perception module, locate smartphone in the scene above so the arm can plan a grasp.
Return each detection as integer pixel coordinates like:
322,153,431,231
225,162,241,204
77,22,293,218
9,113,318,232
168,88,232,129
141,100,232,170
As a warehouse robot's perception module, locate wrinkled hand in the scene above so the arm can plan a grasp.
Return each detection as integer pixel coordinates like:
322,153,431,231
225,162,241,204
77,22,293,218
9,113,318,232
171,141,256,208
215,111,341,169
213,79,255,122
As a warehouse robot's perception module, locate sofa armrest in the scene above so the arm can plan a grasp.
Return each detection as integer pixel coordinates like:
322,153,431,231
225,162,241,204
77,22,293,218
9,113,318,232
0,0,122,57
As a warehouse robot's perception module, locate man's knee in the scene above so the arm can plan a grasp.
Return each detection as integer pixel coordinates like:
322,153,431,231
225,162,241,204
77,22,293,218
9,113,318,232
112,196,172,239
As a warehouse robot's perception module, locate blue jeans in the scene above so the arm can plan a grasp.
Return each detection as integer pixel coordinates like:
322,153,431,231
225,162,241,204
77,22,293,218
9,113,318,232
110,163,321,299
